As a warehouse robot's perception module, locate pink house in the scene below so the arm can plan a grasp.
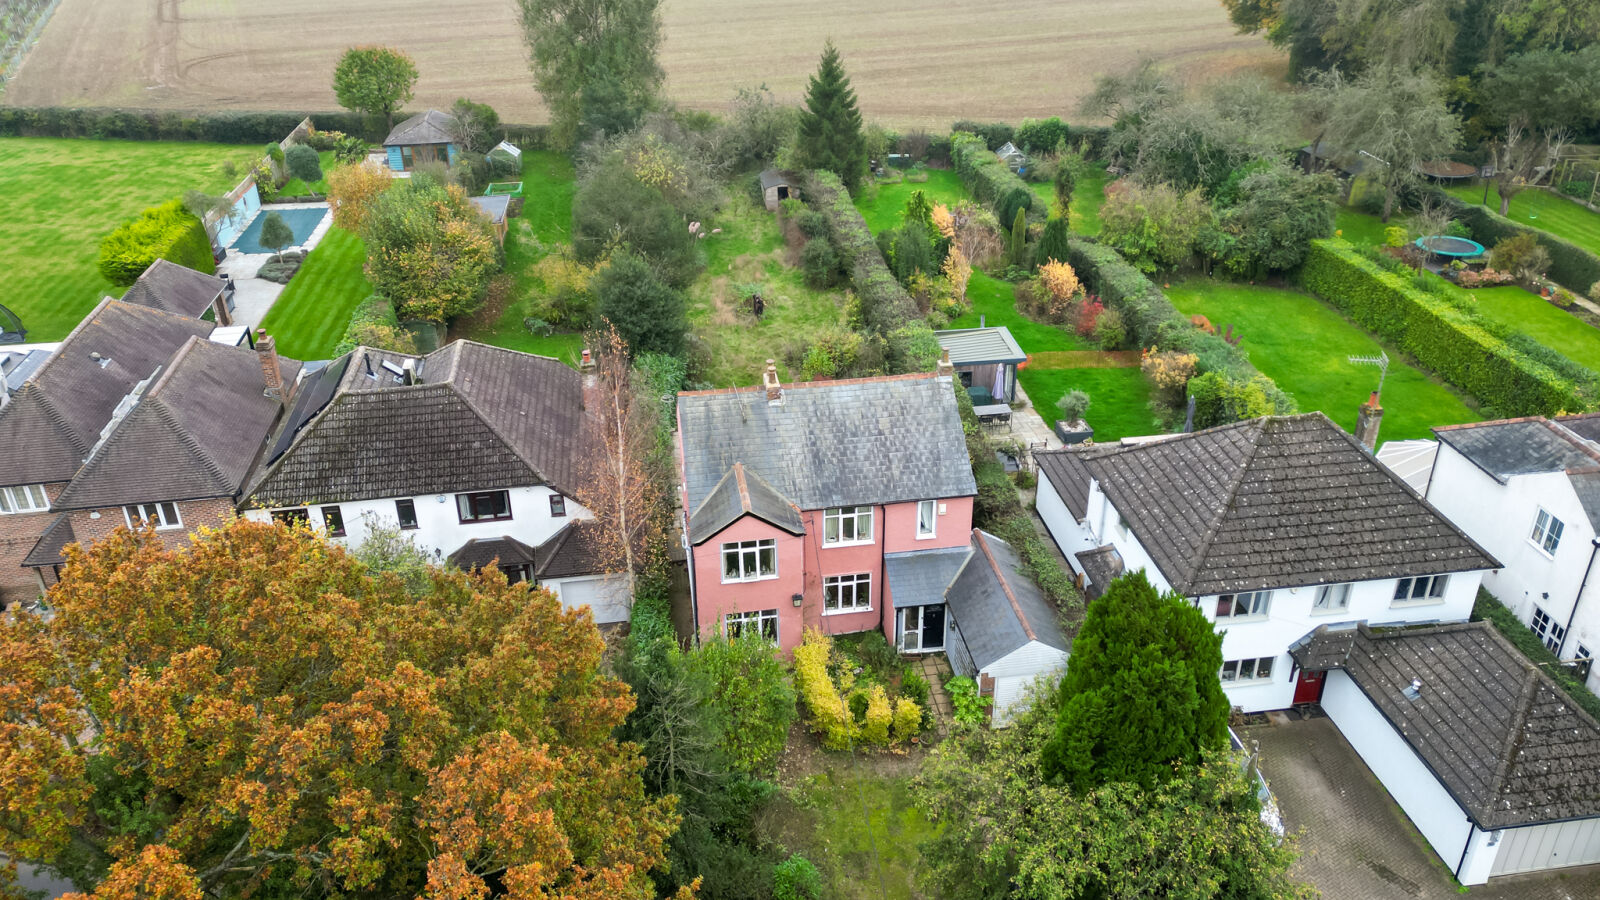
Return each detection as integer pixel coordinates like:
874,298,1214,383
676,364,977,654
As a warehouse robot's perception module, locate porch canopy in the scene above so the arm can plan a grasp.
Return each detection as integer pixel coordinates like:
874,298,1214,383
935,325,1026,405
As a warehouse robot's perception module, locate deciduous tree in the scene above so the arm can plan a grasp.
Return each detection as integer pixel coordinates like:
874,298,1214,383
449,97,503,154
327,161,393,232
258,210,294,261
795,41,866,193
284,144,323,195
1099,181,1212,273
0,520,684,899
516,0,664,147
593,251,687,356
361,174,500,322
1317,64,1461,221
332,46,418,132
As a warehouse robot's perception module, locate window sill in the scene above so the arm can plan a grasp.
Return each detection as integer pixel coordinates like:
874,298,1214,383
460,517,514,525
1310,607,1351,617
1391,598,1446,609
1220,614,1269,624
915,532,938,541
822,607,872,616
399,525,419,531
1526,539,1558,559
822,539,875,549
721,574,781,585
1222,678,1274,686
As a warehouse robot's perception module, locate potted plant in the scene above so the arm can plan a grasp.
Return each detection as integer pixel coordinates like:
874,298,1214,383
1055,390,1093,444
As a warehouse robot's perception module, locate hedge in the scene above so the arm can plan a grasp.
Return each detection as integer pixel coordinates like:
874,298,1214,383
1299,238,1589,416
950,131,1033,221
1433,189,1600,295
97,199,214,287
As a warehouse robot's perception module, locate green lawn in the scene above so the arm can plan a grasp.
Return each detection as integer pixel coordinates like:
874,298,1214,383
1167,279,1480,440
0,136,259,340
1018,366,1161,441
258,227,372,360
856,168,969,233
1030,163,1111,236
278,150,337,197
950,271,1087,354
768,767,935,900
518,150,576,245
1335,206,1390,247
1439,280,1600,373
1447,182,1600,255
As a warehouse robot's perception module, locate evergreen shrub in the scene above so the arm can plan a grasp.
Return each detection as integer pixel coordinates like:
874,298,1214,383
97,199,214,287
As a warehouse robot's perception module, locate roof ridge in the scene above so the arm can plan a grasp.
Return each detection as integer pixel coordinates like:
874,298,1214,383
1541,417,1600,468
975,530,1037,642
734,462,753,514
1171,417,1271,593
27,384,90,456
1485,658,1542,816
677,371,937,397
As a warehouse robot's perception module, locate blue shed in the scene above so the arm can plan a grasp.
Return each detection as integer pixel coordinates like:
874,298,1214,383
384,110,460,172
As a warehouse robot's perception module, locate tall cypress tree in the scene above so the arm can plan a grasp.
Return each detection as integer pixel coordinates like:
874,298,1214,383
797,40,866,193
1008,207,1028,268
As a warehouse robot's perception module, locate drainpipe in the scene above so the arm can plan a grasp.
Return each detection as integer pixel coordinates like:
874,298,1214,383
1454,822,1476,881
1557,536,1600,660
683,525,698,645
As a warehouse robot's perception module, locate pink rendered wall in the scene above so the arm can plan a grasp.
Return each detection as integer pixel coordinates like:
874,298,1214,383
692,516,806,650
881,496,974,553
804,507,887,643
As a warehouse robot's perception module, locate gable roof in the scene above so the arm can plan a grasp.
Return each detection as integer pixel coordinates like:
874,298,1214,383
678,373,976,521
688,462,804,544
385,109,458,146
0,299,214,487
934,326,1026,366
1292,622,1600,828
946,530,1068,670
21,513,77,568
447,535,538,571
532,521,613,580
52,337,298,510
1435,417,1600,483
245,341,589,506
120,260,225,319
1035,414,1498,596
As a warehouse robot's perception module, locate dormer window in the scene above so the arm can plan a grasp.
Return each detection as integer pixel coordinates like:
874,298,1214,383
0,484,49,514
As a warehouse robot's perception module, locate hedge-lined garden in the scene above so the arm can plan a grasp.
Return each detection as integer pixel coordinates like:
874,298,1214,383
1299,238,1592,416
1434,190,1600,295
950,131,1034,223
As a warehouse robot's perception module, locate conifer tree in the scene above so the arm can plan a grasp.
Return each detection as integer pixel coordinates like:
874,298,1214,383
796,41,867,193
1009,207,1028,268
1035,216,1072,267
1054,163,1076,220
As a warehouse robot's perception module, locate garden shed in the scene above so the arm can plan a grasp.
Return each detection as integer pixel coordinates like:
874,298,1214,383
384,110,460,172
759,169,798,211
934,325,1025,405
487,140,522,172
468,195,511,244
995,142,1027,173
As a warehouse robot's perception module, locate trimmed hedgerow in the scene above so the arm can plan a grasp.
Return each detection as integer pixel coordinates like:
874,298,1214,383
950,131,1034,222
0,106,551,147
1299,238,1590,416
1433,190,1600,295
97,199,214,287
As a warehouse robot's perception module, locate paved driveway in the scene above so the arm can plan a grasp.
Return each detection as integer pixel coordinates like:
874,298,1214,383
1243,717,1600,899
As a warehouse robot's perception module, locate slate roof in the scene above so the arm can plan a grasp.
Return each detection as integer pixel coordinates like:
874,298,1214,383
688,462,805,544
934,326,1027,366
1292,622,1600,828
678,374,976,528
385,110,458,146
758,169,791,191
120,260,225,319
21,514,76,567
1034,414,1498,596
246,341,590,506
0,299,214,487
533,521,613,580
52,337,298,510
1435,418,1600,483
1556,411,1600,444
447,535,538,570
946,530,1068,670
885,546,972,608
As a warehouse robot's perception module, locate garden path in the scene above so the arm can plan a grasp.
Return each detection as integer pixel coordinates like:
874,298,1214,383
217,202,333,329
912,654,954,736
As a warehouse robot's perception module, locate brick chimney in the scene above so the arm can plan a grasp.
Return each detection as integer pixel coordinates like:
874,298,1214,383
935,348,954,381
1355,391,1383,450
256,329,283,402
579,348,595,372
763,359,783,405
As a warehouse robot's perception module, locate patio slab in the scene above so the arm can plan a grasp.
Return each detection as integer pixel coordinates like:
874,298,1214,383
216,202,333,330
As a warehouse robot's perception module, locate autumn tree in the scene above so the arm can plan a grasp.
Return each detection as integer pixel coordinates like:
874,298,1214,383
333,46,419,132
796,41,867,192
327,161,393,232
361,174,500,322
0,521,685,900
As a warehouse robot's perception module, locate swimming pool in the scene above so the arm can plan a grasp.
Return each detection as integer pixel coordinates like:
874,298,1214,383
231,207,328,254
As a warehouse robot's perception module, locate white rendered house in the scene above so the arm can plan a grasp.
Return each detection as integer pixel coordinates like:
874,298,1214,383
1035,413,1499,713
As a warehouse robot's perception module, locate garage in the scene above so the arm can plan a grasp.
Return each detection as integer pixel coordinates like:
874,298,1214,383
533,521,631,625
1291,621,1600,885
544,574,631,625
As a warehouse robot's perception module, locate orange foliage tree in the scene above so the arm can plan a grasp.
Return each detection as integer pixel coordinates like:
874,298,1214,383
1038,259,1082,321
0,521,688,900
326,161,394,233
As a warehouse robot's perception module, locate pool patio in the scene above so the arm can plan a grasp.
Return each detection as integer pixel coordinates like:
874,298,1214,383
216,202,335,330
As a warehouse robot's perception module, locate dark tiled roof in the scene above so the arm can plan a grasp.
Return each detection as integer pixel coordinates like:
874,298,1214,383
1435,418,1600,483
21,513,76,567
1556,412,1600,444
688,462,804,544
758,169,792,191
53,338,297,509
1292,622,1600,828
1037,414,1498,596
533,521,612,579
1074,544,1124,601
946,530,1068,670
447,535,538,570
1570,471,1600,533
1035,449,1094,520
885,546,972,608
678,374,976,518
120,260,225,319
0,300,214,487
246,342,588,506
385,109,458,146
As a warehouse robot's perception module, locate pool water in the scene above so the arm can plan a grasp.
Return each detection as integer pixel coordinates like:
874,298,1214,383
231,207,328,254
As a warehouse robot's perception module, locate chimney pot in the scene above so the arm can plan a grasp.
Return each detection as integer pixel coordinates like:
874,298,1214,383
935,348,955,381
579,348,595,371
256,331,284,403
763,358,783,404
1355,390,1384,451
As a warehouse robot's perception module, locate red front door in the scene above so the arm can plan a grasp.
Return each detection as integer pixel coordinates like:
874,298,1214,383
1293,669,1326,705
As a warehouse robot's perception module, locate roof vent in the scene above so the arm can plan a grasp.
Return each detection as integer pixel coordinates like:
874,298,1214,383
380,360,406,383
1402,678,1423,701
89,351,110,369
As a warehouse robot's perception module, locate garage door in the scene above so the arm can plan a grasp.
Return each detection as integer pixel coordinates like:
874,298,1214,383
991,676,1029,725
557,577,630,625
1491,818,1600,876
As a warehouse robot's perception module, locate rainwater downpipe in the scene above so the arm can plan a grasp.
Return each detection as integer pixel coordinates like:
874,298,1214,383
1454,822,1475,880
1557,537,1600,660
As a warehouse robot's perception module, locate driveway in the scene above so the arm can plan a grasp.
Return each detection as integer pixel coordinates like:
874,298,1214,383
1243,717,1600,899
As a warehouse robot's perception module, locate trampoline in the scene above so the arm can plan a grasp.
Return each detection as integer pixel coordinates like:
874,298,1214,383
231,207,327,254
1414,235,1485,258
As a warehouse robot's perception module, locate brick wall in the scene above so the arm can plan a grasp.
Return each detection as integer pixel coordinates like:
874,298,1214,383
0,482,67,608
69,498,237,551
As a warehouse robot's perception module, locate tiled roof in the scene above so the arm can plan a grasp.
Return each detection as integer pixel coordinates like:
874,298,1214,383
1292,622,1600,828
385,109,457,146
0,299,213,487
21,513,76,567
1035,414,1498,596
946,530,1068,670
934,326,1027,365
1073,544,1124,601
885,545,972,608
53,338,298,509
1435,418,1600,483
246,342,589,506
533,521,613,580
120,260,225,319
678,374,976,518
447,535,538,570
688,462,805,544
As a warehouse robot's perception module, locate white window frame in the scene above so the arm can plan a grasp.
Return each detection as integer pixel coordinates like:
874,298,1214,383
823,506,874,546
1220,656,1276,684
1575,644,1594,682
0,484,50,514
1218,590,1271,620
1312,583,1352,615
916,500,937,539
1532,606,1567,654
823,572,872,614
1530,508,1565,556
124,502,182,531
1393,574,1449,605
724,608,778,642
720,539,778,583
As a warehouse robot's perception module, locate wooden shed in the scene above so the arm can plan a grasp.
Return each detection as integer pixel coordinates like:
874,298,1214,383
760,169,798,211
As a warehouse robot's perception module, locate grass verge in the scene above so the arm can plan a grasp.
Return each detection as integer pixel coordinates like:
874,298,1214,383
258,227,371,360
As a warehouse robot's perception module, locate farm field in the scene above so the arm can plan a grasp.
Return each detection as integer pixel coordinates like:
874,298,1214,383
1446,182,1600,255
0,136,256,341
7,0,1281,128
1167,279,1480,441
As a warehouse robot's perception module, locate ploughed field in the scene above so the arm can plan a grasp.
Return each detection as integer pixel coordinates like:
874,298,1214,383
6,0,1280,127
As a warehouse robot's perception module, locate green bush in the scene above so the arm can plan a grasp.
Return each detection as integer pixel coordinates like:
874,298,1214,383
691,631,797,775
946,676,991,730
0,106,549,146
1434,190,1600,295
1473,588,1600,722
950,132,1034,222
800,238,842,289
802,170,924,356
1015,116,1070,154
334,296,417,356
97,199,215,287
1299,238,1590,416
950,120,1014,150
773,853,823,900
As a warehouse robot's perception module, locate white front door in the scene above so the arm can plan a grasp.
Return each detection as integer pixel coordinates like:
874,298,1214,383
899,605,946,653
